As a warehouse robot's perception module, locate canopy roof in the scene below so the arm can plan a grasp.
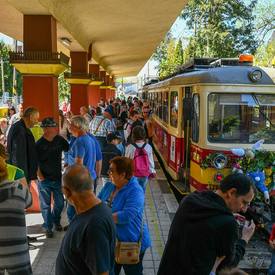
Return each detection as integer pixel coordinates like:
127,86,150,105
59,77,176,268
0,0,187,76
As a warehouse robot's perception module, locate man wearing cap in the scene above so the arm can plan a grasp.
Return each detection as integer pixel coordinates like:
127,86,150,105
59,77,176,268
101,132,122,185
36,117,69,238
89,107,115,149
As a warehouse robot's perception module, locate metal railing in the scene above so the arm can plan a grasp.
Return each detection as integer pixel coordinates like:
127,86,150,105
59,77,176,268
9,51,70,65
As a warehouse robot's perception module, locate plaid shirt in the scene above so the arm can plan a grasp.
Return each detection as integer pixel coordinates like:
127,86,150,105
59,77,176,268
89,115,115,137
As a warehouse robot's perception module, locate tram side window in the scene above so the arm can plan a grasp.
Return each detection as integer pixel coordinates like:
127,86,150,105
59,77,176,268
158,92,163,120
163,91,169,123
152,93,156,114
191,94,200,142
170,91,178,128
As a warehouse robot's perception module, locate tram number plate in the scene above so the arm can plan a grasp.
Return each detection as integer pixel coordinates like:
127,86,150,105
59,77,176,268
207,184,218,190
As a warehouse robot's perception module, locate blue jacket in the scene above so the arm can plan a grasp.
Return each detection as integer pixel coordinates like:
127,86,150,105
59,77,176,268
98,177,151,252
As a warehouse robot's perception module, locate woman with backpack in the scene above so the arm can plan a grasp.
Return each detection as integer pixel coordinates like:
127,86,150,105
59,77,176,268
125,126,156,191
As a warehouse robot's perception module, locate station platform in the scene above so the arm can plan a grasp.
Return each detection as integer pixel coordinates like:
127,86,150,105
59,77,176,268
26,159,179,275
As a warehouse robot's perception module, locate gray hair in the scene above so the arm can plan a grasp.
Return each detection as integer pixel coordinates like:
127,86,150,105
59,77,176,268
62,164,93,192
70,115,89,132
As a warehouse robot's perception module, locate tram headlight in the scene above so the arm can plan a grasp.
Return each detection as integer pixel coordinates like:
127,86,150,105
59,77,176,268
248,70,262,82
214,173,224,183
212,154,228,170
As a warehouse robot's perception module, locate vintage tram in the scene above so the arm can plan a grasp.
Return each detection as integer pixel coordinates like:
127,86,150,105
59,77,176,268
143,55,275,273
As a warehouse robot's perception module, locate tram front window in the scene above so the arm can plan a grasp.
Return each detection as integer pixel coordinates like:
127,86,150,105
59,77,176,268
208,93,275,144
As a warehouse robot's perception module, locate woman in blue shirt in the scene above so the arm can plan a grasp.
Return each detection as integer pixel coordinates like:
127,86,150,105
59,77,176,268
98,156,151,275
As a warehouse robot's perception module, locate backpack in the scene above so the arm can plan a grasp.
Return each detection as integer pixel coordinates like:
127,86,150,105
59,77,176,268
132,143,150,177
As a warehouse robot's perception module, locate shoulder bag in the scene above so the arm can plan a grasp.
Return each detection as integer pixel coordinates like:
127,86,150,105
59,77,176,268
115,218,143,264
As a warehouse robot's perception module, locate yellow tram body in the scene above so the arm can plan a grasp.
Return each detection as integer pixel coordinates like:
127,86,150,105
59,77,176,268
143,58,275,193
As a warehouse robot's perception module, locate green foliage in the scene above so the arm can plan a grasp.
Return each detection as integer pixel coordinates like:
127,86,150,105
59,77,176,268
181,0,258,58
255,0,275,43
254,40,275,67
0,41,22,96
58,71,70,102
153,36,185,78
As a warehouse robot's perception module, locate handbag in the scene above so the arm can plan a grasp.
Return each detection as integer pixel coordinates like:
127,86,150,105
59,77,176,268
115,218,143,265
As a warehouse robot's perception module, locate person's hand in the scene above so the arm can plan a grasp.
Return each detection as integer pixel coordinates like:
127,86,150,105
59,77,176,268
211,256,226,273
269,239,275,250
241,220,255,243
149,173,156,179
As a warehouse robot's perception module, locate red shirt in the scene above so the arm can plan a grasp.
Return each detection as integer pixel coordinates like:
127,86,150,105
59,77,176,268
269,224,275,241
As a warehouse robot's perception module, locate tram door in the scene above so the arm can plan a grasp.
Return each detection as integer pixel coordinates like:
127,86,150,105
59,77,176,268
182,86,193,190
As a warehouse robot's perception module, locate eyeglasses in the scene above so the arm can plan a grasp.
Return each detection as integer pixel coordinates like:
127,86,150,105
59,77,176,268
108,168,116,174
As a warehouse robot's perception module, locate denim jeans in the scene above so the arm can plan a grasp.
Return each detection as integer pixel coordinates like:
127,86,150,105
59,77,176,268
269,251,275,275
114,252,145,275
38,179,64,230
136,177,149,192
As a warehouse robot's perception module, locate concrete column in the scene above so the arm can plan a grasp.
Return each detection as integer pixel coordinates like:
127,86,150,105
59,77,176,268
100,70,107,102
70,52,89,114
88,64,101,107
22,15,59,122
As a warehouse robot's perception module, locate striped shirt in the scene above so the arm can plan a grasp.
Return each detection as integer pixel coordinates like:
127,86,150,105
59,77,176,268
89,115,115,137
0,180,32,275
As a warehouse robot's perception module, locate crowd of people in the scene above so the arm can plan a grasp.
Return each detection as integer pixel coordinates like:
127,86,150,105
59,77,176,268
0,97,273,275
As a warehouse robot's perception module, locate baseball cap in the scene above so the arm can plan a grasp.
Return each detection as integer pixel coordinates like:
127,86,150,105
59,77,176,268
104,106,114,117
41,117,57,128
106,132,122,143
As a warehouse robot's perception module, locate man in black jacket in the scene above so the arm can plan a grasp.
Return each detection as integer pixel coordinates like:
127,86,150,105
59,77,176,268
158,173,256,275
7,107,39,183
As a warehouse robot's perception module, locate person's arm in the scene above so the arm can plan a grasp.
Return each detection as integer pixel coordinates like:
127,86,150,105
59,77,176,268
217,219,254,270
113,185,144,224
74,140,85,165
9,129,28,172
146,145,156,174
96,160,102,178
124,144,134,159
94,137,102,177
37,167,45,181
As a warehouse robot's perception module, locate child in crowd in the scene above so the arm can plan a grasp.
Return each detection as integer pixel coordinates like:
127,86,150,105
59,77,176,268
125,126,155,191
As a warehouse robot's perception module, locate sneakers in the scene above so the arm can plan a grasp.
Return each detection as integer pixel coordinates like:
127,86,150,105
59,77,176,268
46,230,54,238
54,224,63,232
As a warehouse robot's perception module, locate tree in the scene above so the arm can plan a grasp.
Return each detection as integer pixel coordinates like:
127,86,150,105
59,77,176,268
174,39,184,67
254,40,275,67
255,0,275,43
153,36,185,78
0,41,23,96
181,0,258,58
58,71,70,103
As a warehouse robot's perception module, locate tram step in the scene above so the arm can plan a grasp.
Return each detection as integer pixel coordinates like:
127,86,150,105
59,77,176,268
170,180,190,196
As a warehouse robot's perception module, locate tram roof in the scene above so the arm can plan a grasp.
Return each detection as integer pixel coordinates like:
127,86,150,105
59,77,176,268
145,66,275,89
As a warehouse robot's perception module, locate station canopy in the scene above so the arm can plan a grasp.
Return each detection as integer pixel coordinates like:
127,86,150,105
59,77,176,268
0,0,187,76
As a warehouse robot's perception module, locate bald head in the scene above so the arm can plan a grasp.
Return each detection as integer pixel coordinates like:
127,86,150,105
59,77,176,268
62,164,93,193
